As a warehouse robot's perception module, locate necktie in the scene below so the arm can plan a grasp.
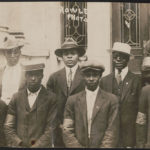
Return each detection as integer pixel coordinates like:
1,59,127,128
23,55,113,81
116,70,122,85
67,68,72,90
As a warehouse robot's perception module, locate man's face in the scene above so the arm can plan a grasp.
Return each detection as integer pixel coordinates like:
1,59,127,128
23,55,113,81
62,49,79,68
26,70,43,93
113,52,129,71
4,47,21,66
83,69,102,91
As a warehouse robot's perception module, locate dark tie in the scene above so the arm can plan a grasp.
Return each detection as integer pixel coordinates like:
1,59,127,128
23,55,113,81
67,68,72,90
116,70,122,85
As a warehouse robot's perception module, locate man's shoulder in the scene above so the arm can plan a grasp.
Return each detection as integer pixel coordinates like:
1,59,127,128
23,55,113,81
101,89,118,103
68,90,85,102
128,71,141,78
52,68,65,75
13,88,26,98
0,100,7,108
101,73,114,80
141,85,150,93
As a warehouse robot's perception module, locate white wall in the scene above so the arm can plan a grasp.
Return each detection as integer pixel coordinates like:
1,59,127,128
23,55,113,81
87,2,111,76
0,2,62,86
0,2,112,85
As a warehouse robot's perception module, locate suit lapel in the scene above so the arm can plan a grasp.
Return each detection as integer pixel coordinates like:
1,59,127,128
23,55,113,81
107,72,114,92
22,89,31,112
121,71,134,101
30,86,47,112
69,67,83,94
0,67,5,97
58,68,68,96
91,89,106,123
78,91,88,133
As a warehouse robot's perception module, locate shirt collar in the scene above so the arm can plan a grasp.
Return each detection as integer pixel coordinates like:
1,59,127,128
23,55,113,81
27,86,42,96
115,67,128,79
85,86,99,95
65,63,78,74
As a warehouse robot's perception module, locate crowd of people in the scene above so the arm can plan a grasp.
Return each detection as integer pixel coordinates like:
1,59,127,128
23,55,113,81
0,30,150,148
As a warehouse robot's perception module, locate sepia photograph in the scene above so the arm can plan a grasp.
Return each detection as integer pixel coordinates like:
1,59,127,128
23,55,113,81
0,1,149,148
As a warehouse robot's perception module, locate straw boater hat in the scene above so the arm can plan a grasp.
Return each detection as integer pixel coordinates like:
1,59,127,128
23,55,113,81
80,59,105,73
110,42,131,56
55,37,86,57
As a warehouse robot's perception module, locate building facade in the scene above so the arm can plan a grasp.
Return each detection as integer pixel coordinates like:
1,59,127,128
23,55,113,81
0,2,148,85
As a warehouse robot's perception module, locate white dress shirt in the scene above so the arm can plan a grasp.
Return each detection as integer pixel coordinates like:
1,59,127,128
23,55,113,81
65,63,78,84
85,87,99,138
115,67,128,81
27,87,41,108
1,63,22,105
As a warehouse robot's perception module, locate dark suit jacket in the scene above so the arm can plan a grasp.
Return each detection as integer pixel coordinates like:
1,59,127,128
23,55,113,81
100,71,141,147
46,67,85,124
63,89,119,148
4,86,57,148
0,66,26,97
136,85,150,148
0,100,7,147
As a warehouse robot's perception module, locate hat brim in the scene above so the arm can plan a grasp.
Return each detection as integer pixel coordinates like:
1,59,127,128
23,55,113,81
81,66,105,73
0,44,24,51
107,49,130,56
55,47,85,57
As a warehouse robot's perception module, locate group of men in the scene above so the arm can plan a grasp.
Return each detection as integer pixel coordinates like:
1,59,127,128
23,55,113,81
0,32,150,148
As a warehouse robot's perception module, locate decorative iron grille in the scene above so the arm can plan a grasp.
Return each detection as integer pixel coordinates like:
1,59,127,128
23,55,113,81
121,3,140,48
63,2,87,48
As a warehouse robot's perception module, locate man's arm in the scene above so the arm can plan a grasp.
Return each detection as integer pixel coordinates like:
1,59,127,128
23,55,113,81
62,97,84,148
100,97,119,148
31,96,57,148
0,100,7,146
136,86,148,148
4,95,22,147
46,74,55,93
0,101,7,132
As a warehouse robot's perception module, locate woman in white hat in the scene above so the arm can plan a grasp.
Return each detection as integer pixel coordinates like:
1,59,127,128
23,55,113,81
0,34,26,105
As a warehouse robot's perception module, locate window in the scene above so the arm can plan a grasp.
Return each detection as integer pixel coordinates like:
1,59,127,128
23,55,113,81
63,2,87,48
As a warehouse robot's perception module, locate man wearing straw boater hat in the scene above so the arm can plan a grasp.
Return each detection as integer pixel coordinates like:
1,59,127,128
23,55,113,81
100,42,141,148
46,37,86,147
0,33,26,105
63,59,119,148
4,61,57,148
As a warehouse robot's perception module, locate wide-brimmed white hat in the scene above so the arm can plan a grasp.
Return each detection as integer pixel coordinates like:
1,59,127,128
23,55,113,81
0,33,24,51
110,42,131,56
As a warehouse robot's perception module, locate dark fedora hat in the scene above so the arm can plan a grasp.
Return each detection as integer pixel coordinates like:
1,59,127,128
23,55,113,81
55,37,86,57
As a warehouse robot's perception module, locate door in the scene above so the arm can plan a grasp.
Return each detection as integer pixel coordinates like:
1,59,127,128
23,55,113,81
112,2,150,74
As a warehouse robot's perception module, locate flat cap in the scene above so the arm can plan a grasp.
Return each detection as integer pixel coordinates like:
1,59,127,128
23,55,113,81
80,59,105,73
21,61,45,72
